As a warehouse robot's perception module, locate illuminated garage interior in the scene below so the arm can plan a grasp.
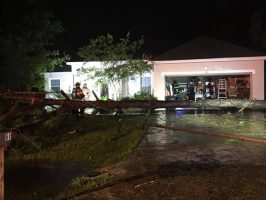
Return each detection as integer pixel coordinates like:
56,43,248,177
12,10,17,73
165,74,250,100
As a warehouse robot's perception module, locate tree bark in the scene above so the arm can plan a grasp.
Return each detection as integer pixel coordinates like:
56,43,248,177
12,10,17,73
1,92,266,110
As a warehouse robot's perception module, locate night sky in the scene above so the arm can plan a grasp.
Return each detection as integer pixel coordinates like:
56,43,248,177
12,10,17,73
46,0,265,59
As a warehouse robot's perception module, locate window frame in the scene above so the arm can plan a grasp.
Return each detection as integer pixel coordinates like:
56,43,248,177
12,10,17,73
50,78,61,92
140,77,151,94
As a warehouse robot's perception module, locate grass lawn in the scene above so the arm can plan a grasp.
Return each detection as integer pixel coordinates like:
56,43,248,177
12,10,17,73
5,112,151,199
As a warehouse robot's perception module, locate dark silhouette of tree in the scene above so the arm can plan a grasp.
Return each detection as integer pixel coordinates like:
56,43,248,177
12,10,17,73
0,0,68,91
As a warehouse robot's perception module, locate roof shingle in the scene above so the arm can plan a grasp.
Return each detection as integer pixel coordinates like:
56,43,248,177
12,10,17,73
153,36,266,61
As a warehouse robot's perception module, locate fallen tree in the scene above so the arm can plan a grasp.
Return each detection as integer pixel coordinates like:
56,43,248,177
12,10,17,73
1,92,266,110
1,92,266,131
1,92,266,177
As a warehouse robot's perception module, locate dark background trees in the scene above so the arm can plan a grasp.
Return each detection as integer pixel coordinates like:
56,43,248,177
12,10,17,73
0,0,68,91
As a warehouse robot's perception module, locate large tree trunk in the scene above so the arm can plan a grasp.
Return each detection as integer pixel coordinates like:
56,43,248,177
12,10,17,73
0,92,266,111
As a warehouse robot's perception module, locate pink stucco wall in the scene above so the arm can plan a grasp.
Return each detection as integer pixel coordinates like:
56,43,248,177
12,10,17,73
152,58,265,100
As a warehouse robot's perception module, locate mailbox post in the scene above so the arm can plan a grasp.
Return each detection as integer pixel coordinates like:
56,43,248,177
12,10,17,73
0,131,12,200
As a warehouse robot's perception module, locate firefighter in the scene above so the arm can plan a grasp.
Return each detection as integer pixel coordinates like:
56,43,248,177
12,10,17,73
71,82,85,115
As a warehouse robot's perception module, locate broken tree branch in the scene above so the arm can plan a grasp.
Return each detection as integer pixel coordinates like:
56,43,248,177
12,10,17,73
1,92,266,111
0,104,37,122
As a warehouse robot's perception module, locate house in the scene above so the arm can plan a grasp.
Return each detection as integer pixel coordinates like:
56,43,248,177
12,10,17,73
45,36,266,101
44,61,151,100
150,36,266,100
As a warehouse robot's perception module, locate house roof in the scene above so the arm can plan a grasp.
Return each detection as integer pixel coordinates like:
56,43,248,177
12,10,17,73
153,36,266,61
47,64,72,72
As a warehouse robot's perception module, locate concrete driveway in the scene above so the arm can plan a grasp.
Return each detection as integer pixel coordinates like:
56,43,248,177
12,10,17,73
77,110,266,200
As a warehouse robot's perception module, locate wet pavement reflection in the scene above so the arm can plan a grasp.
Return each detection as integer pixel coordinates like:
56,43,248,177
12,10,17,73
114,110,266,177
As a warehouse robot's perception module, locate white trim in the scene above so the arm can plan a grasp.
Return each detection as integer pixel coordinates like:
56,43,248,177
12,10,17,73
46,71,72,74
161,69,255,77
150,56,266,64
67,62,87,65
161,71,205,76
206,69,255,75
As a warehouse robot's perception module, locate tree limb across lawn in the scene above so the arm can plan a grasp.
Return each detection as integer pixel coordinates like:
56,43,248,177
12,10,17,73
0,92,266,111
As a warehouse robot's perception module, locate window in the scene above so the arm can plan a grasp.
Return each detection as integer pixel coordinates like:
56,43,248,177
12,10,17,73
141,77,151,94
50,79,60,92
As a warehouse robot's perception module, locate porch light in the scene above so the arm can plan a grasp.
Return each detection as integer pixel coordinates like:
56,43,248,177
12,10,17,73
204,66,208,73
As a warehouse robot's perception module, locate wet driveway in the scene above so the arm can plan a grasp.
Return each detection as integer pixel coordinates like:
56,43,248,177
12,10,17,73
111,110,266,177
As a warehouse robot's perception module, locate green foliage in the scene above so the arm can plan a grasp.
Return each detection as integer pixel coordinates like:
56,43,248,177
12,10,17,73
0,0,69,91
100,95,108,100
78,32,146,62
9,115,149,167
77,33,152,98
224,138,239,143
57,173,113,199
133,91,157,100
